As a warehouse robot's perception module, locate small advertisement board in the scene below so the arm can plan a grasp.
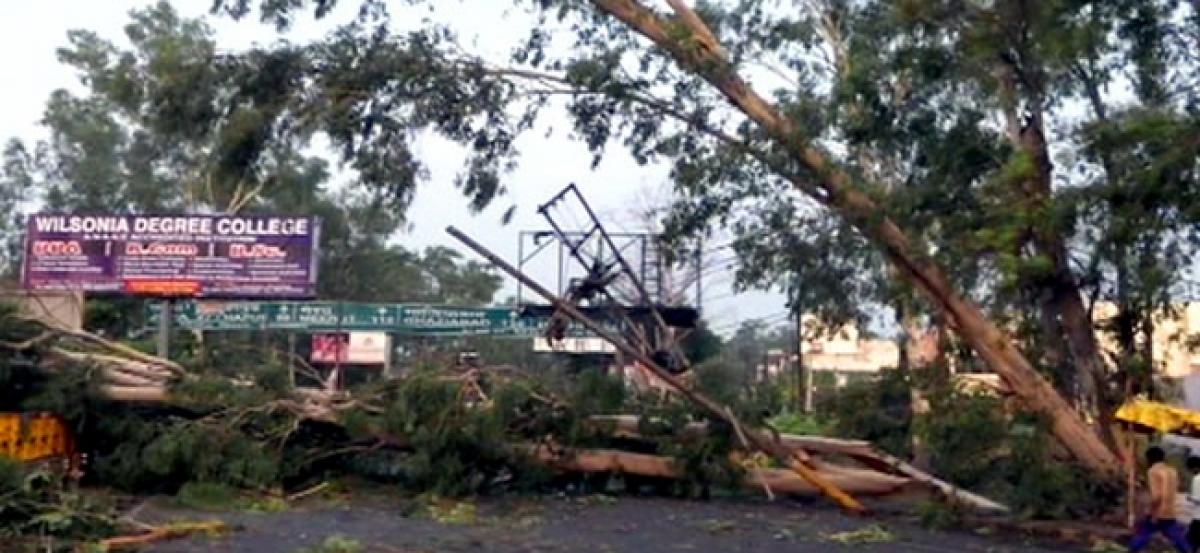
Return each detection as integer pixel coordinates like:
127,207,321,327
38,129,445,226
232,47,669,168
311,332,390,365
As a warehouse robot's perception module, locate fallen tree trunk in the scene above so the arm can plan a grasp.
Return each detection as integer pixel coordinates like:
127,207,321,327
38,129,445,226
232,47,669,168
16,314,184,374
95,370,162,388
49,350,175,381
528,445,910,497
589,415,1009,513
100,385,169,403
784,435,1009,513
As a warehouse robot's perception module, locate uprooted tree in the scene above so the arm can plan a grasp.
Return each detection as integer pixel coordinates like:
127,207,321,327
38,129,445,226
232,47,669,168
5,0,1198,483
2,301,1020,520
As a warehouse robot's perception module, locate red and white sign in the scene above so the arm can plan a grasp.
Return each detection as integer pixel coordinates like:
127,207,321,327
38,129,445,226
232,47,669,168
311,332,389,364
347,332,389,364
311,333,349,363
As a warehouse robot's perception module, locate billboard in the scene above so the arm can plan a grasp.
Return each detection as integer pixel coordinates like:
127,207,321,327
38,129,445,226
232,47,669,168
532,337,617,354
311,333,349,364
311,332,390,364
21,214,320,298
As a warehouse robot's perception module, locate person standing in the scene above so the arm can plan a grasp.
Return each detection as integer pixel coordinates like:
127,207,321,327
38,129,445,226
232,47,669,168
1129,446,1191,552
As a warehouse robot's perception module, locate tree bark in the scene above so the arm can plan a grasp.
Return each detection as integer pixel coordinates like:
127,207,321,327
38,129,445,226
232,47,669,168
528,445,911,497
998,82,1113,446
588,415,1010,512
993,51,1111,427
584,0,1121,480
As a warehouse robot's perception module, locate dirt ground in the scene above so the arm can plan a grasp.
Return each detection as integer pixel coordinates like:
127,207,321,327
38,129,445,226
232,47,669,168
137,493,1100,553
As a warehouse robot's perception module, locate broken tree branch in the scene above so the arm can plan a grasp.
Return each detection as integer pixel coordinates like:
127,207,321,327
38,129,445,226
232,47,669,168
13,314,184,374
448,225,864,514
98,520,228,550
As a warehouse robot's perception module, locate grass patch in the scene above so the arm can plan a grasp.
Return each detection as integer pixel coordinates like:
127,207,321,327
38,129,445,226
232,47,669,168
770,412,832,435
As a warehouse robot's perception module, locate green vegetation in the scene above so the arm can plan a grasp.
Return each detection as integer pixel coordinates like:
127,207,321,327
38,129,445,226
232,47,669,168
0,0,1198,545
817,370,1116,519
768,413,831,436
0,308,752,543
297,535,363,553
0,457,116,544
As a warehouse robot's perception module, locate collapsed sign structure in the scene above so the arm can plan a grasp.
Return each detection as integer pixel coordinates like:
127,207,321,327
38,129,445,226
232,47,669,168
22,214,321,298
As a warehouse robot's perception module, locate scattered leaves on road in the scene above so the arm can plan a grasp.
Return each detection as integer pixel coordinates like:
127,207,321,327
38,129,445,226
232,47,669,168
822,524,895,544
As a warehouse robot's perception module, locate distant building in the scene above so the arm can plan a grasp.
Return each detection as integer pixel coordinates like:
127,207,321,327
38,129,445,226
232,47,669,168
757,318,899,387
1092,302,1200,379
752,302,1200,389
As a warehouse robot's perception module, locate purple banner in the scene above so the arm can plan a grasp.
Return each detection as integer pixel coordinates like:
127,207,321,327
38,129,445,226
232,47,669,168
21,214,321,298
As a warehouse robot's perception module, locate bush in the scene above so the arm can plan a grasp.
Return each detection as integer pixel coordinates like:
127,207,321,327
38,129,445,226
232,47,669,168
823,369,912,457
917,390,1116,519
374,376,517,496
175,482,240,510
814,369,1115,520
915,388,1007,489
987,415,1117,519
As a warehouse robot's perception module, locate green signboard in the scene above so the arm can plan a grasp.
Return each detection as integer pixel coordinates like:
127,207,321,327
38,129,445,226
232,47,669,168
148,301,598,337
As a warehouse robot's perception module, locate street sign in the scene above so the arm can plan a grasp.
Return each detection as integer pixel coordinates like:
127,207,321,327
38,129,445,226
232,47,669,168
533,337,618,354
147,301,603,337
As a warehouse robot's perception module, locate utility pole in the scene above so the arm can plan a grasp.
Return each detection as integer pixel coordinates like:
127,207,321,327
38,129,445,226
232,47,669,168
803,345,814,413
794,278,814,413
287,332,296,387
156,298,173,359
792,277,814,413
793,303,803,413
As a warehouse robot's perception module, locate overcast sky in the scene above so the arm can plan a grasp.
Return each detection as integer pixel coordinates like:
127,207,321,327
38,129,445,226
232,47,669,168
0,0,791,334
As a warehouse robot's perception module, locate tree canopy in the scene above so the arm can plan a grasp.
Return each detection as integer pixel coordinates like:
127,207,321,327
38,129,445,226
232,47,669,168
1,2,503,312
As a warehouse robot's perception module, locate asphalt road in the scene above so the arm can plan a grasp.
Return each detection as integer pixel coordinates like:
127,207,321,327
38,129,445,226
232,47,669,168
139,494,1092,553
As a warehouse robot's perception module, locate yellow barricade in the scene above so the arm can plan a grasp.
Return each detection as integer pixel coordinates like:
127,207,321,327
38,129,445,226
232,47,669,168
0,412,73,462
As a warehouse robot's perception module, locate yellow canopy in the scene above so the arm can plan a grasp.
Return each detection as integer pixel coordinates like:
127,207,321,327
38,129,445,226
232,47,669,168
1115,400,1200,437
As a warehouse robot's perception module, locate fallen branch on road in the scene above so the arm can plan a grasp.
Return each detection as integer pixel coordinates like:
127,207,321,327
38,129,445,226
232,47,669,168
97,520,230,551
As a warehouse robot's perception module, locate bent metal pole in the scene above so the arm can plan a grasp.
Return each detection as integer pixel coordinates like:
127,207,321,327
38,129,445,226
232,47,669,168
445,225,865,514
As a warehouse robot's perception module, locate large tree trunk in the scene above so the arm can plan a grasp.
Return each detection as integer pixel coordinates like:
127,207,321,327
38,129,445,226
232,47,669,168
996,77,1114,446
529,445,912,497
589,415,1010,513
1007,106,1110,418
586,0,1122,480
